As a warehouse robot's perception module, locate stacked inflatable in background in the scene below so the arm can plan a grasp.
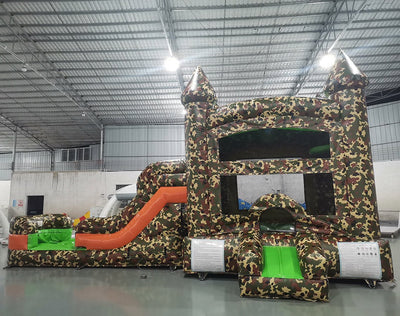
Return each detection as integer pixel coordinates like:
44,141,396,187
7,51,394,302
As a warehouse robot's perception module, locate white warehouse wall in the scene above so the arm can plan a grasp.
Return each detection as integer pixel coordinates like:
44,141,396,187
9,171,141,219
0,180,10,209
368,101,400,162
6,160,400,221
237,174,305,205
374,160,400,211
104,125,185,171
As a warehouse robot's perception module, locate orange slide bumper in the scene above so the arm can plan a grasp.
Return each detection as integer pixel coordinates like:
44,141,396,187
75,186,187,250
8,234,28,250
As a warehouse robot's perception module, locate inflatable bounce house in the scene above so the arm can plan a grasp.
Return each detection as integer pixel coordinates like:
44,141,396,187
7,51,394,302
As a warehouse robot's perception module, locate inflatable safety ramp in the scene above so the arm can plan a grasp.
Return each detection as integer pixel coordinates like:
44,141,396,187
238,229,329,302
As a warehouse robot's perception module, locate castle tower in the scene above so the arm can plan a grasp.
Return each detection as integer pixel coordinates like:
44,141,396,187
324,50,380,239
181,67,217,237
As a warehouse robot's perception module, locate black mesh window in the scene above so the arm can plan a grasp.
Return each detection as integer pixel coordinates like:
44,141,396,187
219,128,330,161
303,173,336,215
220,175,241,214
220,173,336,215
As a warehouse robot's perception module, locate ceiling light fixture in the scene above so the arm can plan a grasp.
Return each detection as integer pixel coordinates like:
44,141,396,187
21,64,28,72
81,112,86,117
164,56,180,72
319,53,336,69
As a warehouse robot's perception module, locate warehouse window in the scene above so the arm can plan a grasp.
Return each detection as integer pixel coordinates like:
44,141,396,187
61,147,91,162
61,150,68,162
68,149,76,161
77,148,91,161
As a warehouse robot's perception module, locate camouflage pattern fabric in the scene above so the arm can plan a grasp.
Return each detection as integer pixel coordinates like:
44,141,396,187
181,51,381,241
237,230,262,276
261,232,296,247
9,214,72,235
237,226,329,302
8,232,183,268
181,66,217,105
76,160,186,234
208,96,339,129
324,50,369,96
180,50,392,301
8,160,187,269
376,239,394,281
182,54,386,234
295,232,327,280
239,276,329,302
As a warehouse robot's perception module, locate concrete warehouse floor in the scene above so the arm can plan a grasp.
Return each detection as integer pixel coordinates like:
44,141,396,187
0,239,399,316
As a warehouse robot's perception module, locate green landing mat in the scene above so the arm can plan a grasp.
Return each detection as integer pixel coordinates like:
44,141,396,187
30,238,76,251
27,228,80,251
262,246,304,279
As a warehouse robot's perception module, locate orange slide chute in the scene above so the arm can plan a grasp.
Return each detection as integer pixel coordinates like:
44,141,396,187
75,186,187,250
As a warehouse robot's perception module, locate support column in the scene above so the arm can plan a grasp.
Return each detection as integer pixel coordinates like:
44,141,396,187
100,124,104,171
50,150,55,171
11,128,17,171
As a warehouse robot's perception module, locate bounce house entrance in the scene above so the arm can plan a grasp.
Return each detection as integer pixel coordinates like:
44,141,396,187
238,204,329,301
260,207,296,233
260,208,302,278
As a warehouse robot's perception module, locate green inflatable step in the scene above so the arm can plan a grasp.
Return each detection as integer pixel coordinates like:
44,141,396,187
262,246,304,279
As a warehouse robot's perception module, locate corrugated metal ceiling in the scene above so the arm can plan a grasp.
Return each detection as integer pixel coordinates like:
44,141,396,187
0,0,399,152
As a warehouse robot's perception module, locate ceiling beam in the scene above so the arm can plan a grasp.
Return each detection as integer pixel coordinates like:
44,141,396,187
291,0,346,95
0,1,336,14
0,47,314,59
0,59,392,74
156,0,185,92
291,0,369,95
1,35,397,55
1,24,399,43
1,9,395,29
0,16,397,34
0,62,397,79
0,51,396,68
0,4,396,16
0,66,397,84
0,22,398,40
366,86,400,105
0,114,54,151
0,3,103,130
0,80,398,106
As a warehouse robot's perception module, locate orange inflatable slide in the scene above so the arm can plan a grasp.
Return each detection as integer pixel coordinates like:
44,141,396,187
75,186,187,250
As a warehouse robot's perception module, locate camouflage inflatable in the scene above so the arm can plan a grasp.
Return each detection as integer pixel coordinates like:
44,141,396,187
8,160,187,268
7,51,394,302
